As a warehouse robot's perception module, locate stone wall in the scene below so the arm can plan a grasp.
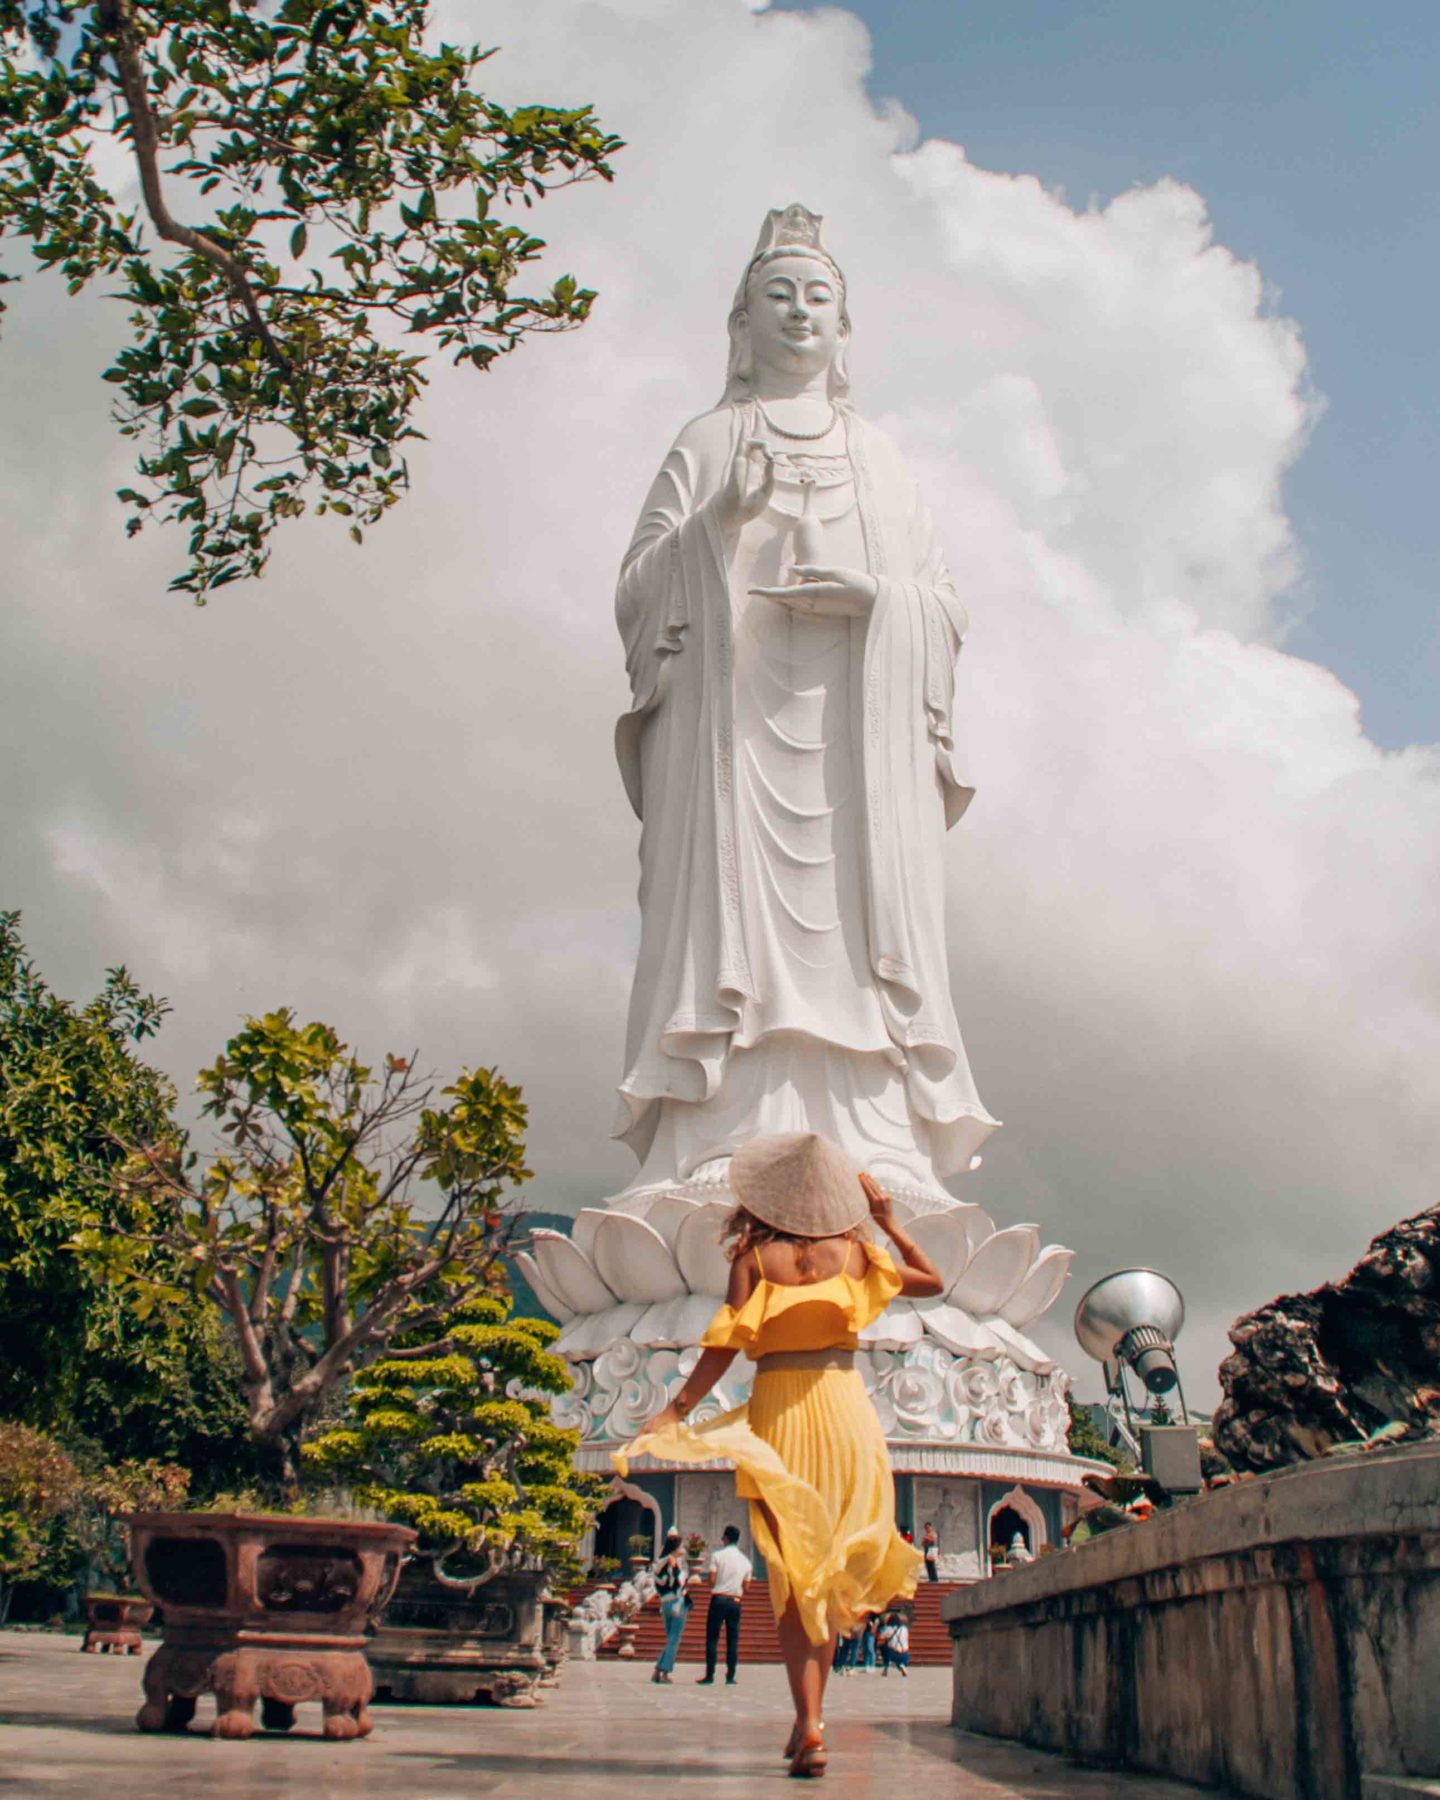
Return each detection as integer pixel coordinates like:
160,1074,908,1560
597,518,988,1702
941,1443,1440,1798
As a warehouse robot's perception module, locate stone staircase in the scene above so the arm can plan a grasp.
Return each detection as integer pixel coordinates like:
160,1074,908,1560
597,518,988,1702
572,1578,961,1667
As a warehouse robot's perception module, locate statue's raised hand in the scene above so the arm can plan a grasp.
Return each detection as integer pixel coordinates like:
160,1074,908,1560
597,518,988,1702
750,563,878,618
712,437,776,533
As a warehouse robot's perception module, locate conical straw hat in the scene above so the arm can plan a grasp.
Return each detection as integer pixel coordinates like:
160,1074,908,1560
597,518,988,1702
728,1132,868,1238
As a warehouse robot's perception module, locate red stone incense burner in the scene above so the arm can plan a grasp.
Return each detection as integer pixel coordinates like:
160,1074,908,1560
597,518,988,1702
81,1593,153,1655
125,1510,413,1739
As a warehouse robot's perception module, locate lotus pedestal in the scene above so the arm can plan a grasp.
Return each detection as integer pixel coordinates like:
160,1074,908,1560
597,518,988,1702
521,1181,1097,1577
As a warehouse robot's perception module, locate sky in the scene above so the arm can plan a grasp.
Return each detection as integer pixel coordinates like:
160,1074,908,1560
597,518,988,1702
1,0,1437,1405
774,0,1440,753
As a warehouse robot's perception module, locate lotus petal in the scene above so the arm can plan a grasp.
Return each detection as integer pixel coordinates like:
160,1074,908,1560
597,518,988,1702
630,1293,719,1348
674,1201,733,1296
641,1192,695,1247
947,1224,1041,1313
570,1207,609,1259
592,1212,687,1305
513,1250,575,1324
860,1301,923,1348
554,1302,646,1359
998,1245,1074,1328
979,1315,1055,1373
907,1205,982,1293
532,1229,616,1315
913,1301,1004,1358
962,1207,996,1259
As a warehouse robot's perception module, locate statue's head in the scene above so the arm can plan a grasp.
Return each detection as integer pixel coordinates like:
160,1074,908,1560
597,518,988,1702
723,204,851,402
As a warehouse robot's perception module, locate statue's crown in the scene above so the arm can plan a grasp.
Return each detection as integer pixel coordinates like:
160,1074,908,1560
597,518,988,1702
752,203,826,258
744,203,843,294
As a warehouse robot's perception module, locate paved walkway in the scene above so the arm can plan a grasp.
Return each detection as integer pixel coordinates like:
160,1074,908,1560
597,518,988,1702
0,1629,1198,1797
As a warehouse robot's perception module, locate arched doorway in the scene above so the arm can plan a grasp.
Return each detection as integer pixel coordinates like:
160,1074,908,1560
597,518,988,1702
986,1485,1047,1566
592,1476,664,1567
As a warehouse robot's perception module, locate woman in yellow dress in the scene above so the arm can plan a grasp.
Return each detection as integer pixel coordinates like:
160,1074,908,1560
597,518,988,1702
615,1132,944,1778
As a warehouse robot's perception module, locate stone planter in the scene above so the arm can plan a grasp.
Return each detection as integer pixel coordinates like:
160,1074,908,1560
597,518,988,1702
81,1593,153,1655
368,1562,549,1707
540,1597,571,1686
125,1510,413,1740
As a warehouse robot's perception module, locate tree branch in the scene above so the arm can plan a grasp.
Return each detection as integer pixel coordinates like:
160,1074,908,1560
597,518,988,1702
95,0,293,376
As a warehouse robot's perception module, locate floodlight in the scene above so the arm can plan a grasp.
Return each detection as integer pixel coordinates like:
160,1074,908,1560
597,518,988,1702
1073,1268,1192,1470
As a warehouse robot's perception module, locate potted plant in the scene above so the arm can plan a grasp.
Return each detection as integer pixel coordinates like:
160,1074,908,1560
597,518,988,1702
589,1555,621,1591
306,1294,604,1707
626,1531,653,1574
80,1010,531,1740
684,1532,706,1572
73,1459,190,1654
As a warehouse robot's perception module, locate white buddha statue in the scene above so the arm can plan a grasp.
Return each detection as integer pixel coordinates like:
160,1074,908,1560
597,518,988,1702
612,205,998,1211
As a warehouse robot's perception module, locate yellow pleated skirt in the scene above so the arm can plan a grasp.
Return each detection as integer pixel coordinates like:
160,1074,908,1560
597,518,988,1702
615,1365,921,1644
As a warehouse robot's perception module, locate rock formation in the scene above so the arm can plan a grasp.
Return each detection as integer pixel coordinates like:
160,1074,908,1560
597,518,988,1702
1213,1204,1440,1473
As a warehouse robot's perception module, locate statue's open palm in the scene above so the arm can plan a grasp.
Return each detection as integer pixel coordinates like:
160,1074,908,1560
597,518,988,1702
713,437,776,533
751,563,878,618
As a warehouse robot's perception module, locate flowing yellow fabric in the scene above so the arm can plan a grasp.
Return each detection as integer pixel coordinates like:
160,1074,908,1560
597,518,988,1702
613,1243,922,1644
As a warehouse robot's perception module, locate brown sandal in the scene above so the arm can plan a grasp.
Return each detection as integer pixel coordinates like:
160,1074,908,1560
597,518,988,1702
788,1728,827,1779
783,1718,825,1761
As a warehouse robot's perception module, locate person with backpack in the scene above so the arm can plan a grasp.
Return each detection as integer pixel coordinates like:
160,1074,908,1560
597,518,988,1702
651,1527,693,1684
881,1611,909,1677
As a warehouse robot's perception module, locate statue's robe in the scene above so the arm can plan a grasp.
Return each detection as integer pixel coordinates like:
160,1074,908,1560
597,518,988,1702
614,401,998,1193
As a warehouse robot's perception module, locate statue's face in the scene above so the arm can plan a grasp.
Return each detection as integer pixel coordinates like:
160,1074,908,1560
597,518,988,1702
742,255,846,380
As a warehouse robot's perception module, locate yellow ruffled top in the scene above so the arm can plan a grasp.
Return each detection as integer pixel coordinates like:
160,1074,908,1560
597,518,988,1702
699,1242,903,1357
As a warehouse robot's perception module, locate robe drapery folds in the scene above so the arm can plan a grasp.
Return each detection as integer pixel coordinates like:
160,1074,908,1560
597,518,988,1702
614,401,997,1183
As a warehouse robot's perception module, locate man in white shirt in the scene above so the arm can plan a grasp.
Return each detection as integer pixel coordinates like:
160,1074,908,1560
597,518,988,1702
697,1523,752,1686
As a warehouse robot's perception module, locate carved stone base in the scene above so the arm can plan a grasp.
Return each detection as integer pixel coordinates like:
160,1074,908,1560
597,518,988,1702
368,1564,549,1708
137,1640,372,1739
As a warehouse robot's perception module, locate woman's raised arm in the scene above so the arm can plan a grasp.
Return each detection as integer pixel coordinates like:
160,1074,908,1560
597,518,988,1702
860,1172,945,1298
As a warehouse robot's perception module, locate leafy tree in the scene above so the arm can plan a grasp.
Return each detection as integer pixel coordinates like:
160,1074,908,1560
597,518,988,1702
88,1008,531,1494
0,911,252,1479
0,1420,82,1623
1066,1396,1131,1471
0,1,622,596
305,1295,604,1588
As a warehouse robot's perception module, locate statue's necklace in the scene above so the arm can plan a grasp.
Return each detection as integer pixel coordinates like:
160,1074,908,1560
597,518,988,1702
756,400,837,442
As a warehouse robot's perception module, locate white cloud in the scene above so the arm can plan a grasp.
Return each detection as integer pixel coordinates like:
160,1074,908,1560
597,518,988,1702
2,0,1437,1399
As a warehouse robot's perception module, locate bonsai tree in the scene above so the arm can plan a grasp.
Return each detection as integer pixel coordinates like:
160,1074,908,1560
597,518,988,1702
625,1532,652,1567
0,1,622,596
0,1421,82,1624
304,1295,604,1588
589,1556,621,1585
83,1008,530,1495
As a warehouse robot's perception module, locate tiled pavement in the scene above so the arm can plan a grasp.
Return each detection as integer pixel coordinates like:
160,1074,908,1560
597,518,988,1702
0,1629,1200,1797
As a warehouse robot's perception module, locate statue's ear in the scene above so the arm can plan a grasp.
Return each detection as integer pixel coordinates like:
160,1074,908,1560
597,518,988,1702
729,309,754,387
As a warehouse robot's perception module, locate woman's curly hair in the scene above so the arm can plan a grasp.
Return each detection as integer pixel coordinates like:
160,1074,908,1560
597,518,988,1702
721,1205,868,1279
